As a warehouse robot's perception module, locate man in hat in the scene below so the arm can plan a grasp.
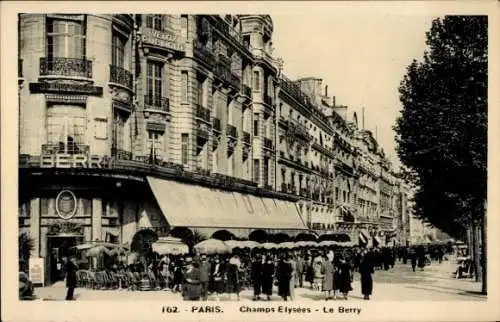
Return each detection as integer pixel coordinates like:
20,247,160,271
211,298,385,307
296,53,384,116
199,254,211,301
182,257,202,301
63,256,78,300
251,253,264,300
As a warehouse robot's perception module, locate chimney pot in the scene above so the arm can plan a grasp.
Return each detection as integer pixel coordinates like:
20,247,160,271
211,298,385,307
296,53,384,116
332,96,336,107
325,85,328,97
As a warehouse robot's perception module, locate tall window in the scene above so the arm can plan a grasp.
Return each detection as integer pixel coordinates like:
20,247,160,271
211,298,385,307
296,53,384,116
181,133,189,165
181,71,188,103
46,105,86,154
253,71,260,91
148,131,164,160
112,32,126,68
194,74,205,105
263,157,269,186
253,159,260,183
112,110,127,152
46,17,85,58
262,117,268,138
253,113,259,136
180,15,188,39
335,187,339,201
147,61,163,106
146,15,164,31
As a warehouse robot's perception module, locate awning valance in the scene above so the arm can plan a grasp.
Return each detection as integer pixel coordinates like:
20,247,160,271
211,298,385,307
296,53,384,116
147,177,307,231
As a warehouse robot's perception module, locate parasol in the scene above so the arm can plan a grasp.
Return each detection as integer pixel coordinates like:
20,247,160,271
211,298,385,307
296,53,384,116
295,240,317,248
241,240,260,249
194,238,230,255
319,240,337,247
278,242,295,249
152,237,189,255
86,245,112,257
260,242,279,249
224,240,245,251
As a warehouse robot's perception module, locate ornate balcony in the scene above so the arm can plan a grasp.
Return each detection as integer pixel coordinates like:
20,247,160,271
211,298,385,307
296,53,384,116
213,118,221,132
214,61,232,85
195,104,211,123
144,95,170,113
226,124,238,138
40,57,92,78
193,40,216,69
263,137,273,150
111,148,133,160
241,84,251,97
242,131,251,145
109,65,133,90
292,121,310,140
41,143,90,155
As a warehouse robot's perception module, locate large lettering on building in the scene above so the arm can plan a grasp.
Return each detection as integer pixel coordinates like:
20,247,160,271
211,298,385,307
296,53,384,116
38,154,115,169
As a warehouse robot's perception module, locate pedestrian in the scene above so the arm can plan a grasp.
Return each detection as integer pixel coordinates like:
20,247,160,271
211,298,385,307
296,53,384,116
417,248,426,271
276,255,292,301
321,254,334,300
296,254,305,288
338,257,353,300
251,254,263,300
312,256,324,292
226,255,241,301
359,250,374,300
305,256,314,289
173,258,184,292
410,250,417,272
63,256,78,301
210,256,225,301
182,258,202,301
261,255,274,301
289,255,297,300
199,254,211,301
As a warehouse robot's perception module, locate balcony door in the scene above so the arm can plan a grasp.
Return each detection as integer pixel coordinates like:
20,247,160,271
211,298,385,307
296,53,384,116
46,104,87,154
146,60,164,108
46,16,86,59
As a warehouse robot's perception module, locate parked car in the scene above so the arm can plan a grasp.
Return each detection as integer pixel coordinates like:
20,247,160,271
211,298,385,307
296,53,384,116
19,271,35,300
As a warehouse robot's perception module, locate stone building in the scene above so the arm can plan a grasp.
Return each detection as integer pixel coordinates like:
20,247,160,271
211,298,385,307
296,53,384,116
18,13,409,285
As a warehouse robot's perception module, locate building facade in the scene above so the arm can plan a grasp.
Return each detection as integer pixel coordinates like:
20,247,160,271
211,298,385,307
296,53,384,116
18,14,409,285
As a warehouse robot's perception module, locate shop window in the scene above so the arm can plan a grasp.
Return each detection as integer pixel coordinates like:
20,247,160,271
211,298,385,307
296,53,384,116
46,16,86,59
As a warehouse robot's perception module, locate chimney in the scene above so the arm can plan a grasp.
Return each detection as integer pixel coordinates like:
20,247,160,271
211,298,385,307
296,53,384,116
325,85,328,97
332,96,336,107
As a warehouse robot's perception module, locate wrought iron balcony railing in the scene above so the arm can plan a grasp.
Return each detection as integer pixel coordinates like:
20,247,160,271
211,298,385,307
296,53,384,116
40,57,92,78
241,84,251,97
263,137,273,150
111,148,133,160
226,124,238,138
242,131,251,145
41,143,90,155
144,95,170,112
109,65,133,89
195,104,211,123
213,118,221,132
193,40,216,68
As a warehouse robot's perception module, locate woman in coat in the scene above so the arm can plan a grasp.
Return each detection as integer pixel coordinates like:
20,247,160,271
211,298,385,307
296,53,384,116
312,257,324,292
261,255,275,301
64,256,78,301
225,258,240,301
359,251,374,300
182,258,202,301
288,256,297,300
276,256,292,301
210,256,225,300
338,257,353,299
251,254,264,300
305,257,314,289
321,255,334,300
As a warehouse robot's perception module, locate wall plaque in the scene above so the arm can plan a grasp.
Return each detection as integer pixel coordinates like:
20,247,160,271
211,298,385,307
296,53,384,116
56,190,77,220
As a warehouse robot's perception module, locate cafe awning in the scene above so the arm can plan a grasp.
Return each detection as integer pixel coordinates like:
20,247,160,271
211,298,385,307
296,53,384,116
147,177,308,231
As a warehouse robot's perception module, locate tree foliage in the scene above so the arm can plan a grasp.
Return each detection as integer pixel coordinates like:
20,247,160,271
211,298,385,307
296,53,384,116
394,16,487,239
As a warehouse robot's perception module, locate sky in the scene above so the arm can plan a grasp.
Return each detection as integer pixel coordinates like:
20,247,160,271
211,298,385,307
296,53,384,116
271,13,437,168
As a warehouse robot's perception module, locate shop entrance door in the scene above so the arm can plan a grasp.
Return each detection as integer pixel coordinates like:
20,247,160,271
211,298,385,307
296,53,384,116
46,235,82,285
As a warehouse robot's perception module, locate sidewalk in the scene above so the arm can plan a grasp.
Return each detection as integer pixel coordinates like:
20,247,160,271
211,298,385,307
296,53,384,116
33,260,486,302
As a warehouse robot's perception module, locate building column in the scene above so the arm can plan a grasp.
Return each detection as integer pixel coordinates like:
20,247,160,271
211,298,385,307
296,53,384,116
92,198,103,241
29,197,40,257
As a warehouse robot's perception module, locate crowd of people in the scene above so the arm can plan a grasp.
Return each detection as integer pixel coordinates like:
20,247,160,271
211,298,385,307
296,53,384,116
49,243,452,301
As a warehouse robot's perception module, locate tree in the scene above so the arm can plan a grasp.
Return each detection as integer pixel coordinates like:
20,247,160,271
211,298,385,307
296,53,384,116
19,232,34,273
394,16,487,294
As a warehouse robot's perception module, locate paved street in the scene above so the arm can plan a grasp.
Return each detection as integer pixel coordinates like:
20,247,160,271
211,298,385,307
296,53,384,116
34,258,485,302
